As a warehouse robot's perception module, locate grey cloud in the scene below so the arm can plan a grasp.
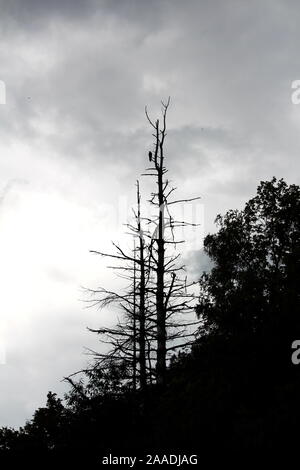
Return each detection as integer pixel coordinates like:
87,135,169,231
0,0,97,27
184,248,213,282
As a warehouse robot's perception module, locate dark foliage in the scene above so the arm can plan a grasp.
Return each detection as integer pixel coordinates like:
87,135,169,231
0,178,299,464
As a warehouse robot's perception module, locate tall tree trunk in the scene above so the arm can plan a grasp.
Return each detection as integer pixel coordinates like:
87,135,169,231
155,122,166,386
137,181,146,390
132,241,137,391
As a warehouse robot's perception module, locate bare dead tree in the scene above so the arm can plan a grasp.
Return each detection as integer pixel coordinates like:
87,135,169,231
144,98,201,385
70,99,201,393
136,180,146,390
85,180,153,391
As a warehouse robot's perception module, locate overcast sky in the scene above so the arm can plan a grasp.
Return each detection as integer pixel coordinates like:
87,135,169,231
0,0,299,427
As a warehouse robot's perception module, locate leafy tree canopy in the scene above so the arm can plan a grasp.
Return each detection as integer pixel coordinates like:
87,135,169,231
197,177,300,339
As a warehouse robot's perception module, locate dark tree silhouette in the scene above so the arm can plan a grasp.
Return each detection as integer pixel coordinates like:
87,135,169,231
197,177,300,342
1,177,300,464
75,99,201,389
82,180,153,391
144,98,201,384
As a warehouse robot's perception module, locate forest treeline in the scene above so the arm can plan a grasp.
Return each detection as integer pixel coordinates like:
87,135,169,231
0,103,299,463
